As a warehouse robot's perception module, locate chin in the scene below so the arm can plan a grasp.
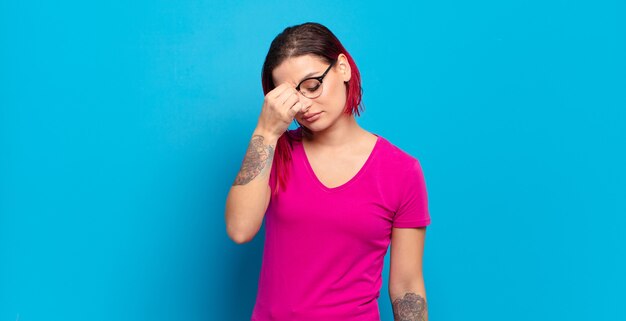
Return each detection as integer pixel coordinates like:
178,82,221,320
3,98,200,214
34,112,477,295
300,122,331,135
296,122,317,132
300,114,342,133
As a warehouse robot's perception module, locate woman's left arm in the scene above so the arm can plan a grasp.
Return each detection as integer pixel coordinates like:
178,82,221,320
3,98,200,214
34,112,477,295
388,227,428,321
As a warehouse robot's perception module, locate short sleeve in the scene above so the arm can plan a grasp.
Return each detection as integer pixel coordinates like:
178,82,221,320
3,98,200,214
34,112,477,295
393,158,431,228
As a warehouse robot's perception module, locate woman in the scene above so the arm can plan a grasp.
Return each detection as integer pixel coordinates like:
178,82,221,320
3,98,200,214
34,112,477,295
225,22,431,321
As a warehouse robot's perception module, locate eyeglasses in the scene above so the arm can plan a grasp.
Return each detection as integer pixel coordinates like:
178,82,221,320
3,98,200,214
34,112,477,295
295,60,337,99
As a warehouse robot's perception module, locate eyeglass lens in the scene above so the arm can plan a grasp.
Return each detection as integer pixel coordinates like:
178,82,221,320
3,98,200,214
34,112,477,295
299,79,322,98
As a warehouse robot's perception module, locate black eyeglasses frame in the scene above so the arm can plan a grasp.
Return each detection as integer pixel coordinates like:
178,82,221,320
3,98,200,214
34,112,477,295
294,59,337,98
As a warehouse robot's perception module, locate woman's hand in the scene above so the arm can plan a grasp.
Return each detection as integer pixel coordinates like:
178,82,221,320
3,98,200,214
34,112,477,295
256,83,309,140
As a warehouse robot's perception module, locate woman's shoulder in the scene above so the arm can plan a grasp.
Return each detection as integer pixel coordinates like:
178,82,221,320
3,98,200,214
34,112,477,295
375,134,423,167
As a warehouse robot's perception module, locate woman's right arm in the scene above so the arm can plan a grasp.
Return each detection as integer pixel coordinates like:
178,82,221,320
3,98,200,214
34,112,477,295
225,128,279,244
224,83,308,244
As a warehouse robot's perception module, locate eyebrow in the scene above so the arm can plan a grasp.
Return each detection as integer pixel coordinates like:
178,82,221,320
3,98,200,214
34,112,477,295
273,68,324,87
298,70,323,83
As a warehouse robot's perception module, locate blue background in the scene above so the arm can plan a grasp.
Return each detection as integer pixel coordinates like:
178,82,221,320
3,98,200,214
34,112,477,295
1,1,625,320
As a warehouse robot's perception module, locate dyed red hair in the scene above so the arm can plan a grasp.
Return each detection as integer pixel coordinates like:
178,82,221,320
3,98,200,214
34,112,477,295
260,22,364,195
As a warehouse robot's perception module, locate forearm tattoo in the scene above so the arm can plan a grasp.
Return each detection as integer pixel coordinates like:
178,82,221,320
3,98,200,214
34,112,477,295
392,292,427,321
232,135,274,186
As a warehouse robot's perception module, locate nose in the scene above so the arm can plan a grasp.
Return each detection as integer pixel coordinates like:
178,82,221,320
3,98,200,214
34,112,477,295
297,92,313,112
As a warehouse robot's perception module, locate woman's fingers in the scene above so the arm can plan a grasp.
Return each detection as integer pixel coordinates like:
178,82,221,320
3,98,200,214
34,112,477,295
267,83,312,122
282,91,299,110
268,83,291,100
288,101,304,118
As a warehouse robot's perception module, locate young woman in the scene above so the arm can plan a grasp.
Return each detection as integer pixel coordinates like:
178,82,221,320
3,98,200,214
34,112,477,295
225,22,431,321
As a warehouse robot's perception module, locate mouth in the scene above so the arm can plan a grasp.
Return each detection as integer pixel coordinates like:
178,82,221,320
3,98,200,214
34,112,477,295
303,112,322,122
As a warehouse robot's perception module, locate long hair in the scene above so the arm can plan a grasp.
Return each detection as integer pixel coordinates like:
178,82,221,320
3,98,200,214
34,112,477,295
260,22,364,196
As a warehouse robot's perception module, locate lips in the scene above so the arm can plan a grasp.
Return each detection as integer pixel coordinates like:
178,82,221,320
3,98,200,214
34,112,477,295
303,112,321,121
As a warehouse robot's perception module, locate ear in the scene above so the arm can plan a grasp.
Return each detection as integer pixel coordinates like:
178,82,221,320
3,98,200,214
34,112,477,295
337,53,351,83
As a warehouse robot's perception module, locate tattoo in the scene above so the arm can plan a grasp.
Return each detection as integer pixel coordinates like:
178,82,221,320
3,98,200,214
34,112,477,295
232,135,274,186
392,292,427,321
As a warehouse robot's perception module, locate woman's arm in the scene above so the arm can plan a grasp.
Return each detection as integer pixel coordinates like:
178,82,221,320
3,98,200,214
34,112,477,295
388,227,428,321
224,128,278,244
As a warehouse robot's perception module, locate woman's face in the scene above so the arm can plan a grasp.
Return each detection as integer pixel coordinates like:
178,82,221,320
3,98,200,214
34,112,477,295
271,54,352,132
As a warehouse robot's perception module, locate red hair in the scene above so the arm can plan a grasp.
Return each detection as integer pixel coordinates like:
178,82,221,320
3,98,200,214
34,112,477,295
260,22,364,196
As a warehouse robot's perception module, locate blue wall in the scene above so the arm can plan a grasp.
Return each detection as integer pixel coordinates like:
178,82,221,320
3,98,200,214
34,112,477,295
1,1,624,320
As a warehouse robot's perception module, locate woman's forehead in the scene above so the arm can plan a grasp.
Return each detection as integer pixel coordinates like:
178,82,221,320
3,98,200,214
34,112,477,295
272,55,327,86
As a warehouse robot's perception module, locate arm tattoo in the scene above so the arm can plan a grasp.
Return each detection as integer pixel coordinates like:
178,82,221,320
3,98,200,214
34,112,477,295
392,292,427,321
232,135,274,186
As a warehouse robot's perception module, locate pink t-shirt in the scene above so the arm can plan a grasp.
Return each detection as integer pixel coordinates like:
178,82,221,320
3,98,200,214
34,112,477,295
251,128,431,321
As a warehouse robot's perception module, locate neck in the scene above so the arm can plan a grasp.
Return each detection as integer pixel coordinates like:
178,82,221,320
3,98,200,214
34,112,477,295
302,113,366,150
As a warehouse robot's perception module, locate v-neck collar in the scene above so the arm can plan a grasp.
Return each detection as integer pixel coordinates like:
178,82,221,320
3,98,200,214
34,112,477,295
297,133,381,193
